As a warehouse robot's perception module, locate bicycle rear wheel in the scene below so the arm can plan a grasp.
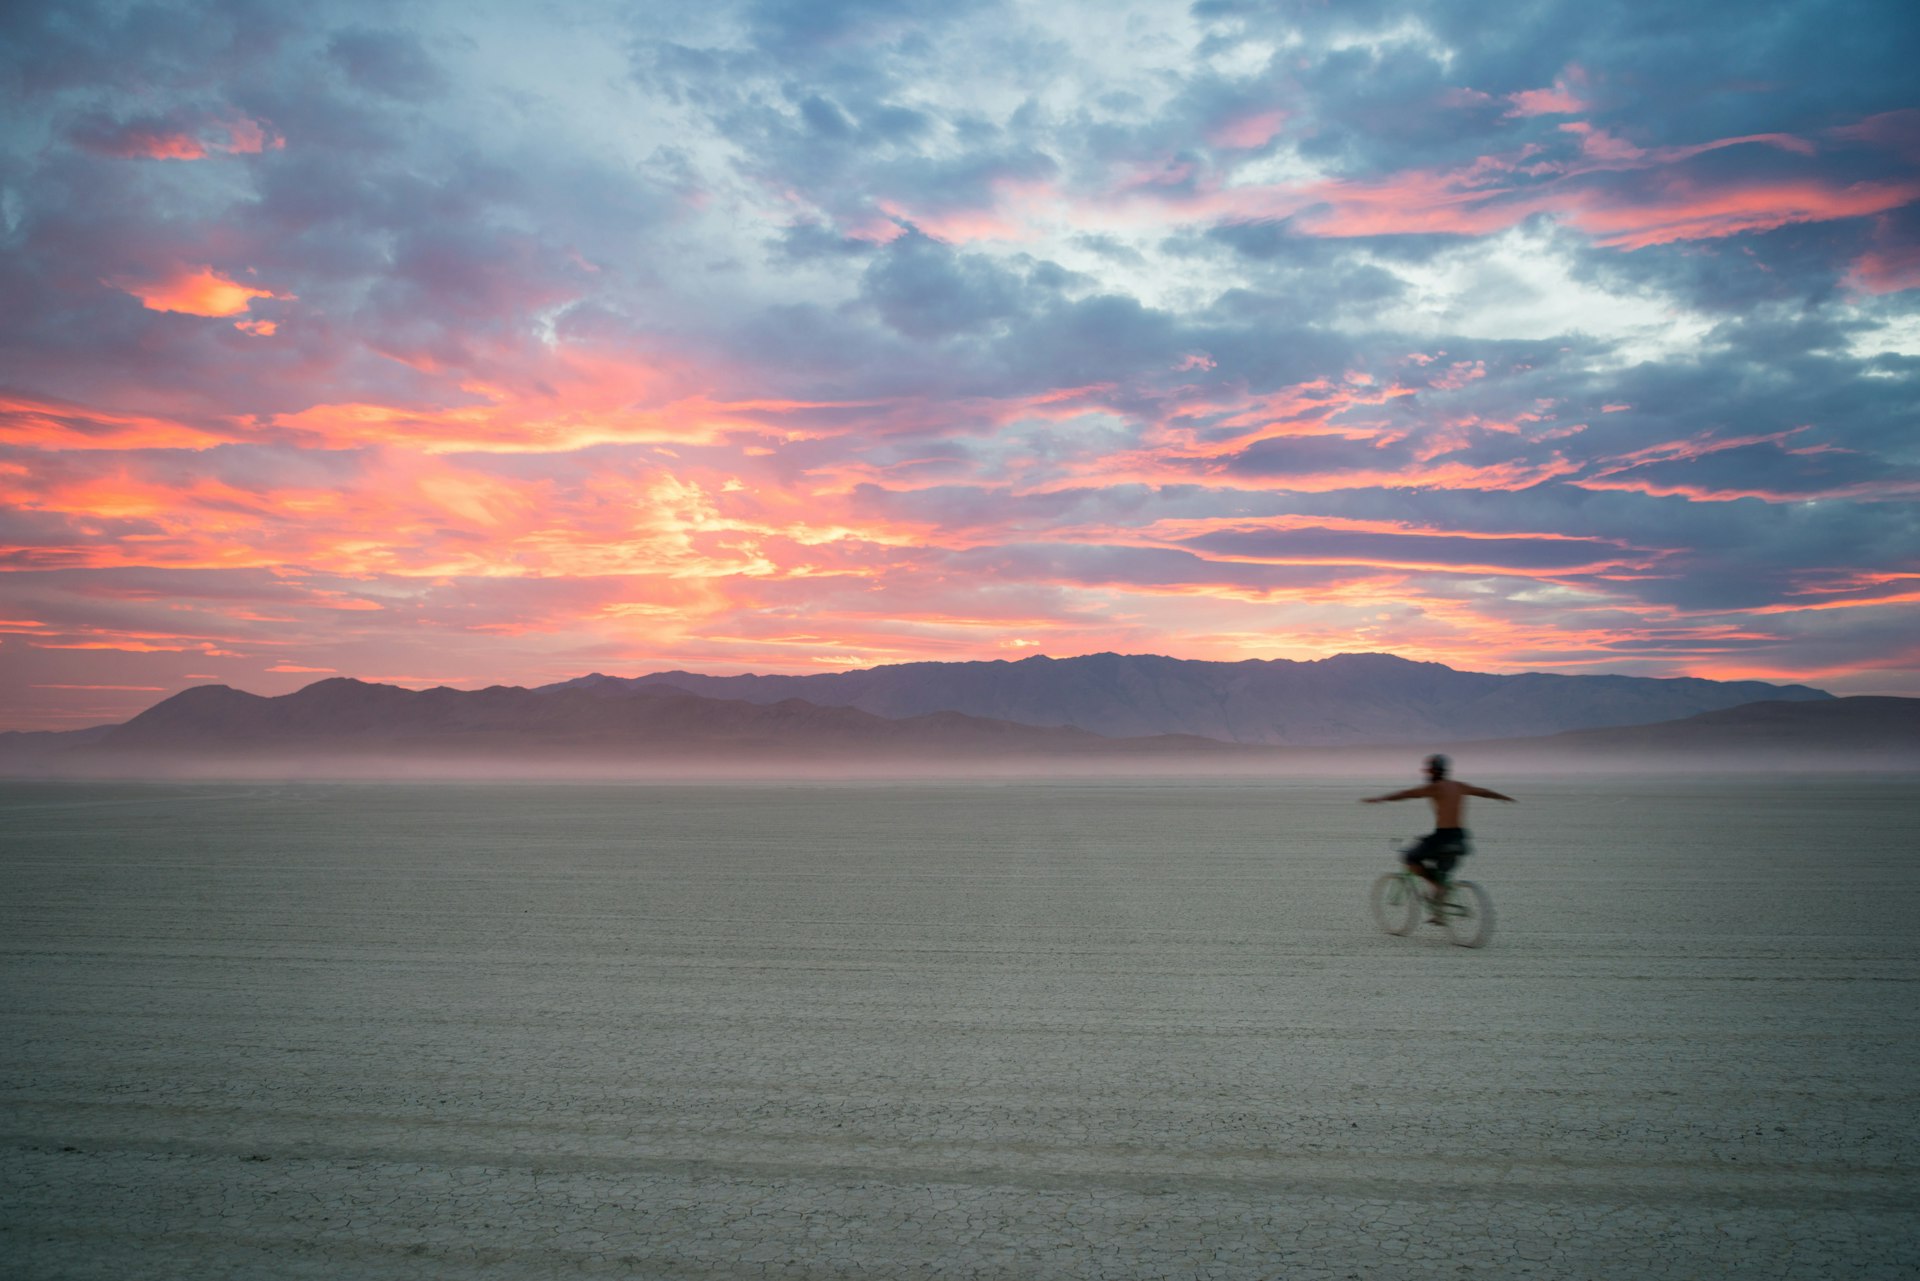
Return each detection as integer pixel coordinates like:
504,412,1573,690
1370,872,1418,936
1440,880,1494,948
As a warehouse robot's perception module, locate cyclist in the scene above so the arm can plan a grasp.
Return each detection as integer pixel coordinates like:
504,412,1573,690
1362,754,1516,917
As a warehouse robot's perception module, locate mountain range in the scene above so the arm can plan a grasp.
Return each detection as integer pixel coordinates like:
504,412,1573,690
545,651,1832,746
3,651,1911,778
74,677,1221,759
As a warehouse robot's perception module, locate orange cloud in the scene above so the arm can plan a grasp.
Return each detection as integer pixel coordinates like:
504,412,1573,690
114,266,289,317
110,130,210,160
6,432,933,613
31,684,168,690
273,347,879,455
0,392,232,450
1748,587,1920,615
38,639,216,653
85,114,281,160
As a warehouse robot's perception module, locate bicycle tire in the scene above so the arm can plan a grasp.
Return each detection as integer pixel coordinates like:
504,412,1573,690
1370,872,1418,936
1440,879,1494,948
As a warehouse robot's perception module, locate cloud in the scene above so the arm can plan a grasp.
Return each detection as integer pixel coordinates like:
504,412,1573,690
0,0,1916,727
1506,75,1589,118
67,111,283,160
326,27,446,101
858,231,1034,339
111,266,290,317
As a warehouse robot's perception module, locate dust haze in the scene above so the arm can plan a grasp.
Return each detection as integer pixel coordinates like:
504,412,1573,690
7,742,1914,783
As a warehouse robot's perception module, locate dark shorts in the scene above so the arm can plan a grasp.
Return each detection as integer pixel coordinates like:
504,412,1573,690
1404,828,1469,878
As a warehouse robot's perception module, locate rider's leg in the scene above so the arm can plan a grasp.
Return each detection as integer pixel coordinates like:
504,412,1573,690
1412,859,1446,922
1406,834,1442,888
1419,850,1457,920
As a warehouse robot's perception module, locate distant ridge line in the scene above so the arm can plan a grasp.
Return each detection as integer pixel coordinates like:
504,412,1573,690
1,675,1913,780
541,650,1832,748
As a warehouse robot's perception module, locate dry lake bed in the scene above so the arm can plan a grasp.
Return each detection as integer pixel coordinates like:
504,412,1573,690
3,775,1917,1279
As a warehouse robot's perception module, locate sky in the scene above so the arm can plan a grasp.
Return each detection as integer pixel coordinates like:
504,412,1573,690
3,0,1918,730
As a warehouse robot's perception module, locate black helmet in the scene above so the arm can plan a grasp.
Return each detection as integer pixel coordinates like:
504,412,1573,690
1424,753,1450,778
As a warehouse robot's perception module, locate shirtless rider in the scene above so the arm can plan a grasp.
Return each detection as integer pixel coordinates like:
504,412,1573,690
1362,755,1516,914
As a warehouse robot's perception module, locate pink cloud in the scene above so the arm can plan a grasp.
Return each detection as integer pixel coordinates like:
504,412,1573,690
1505,67,1591,117
1207,145,1918,249
1846,211,1920,293
1111,103,1907,253
1847,246,1920,294
1572,475,1920,503
1208,109,1286,151
1572,177,1920,248
1830,108,1920,159
873,174,1061,244
1559,121,1644,162
219,116,281,155
842,215,910,244
1568,430,1920,503
1428,360,1486,391
1507,85,1588,117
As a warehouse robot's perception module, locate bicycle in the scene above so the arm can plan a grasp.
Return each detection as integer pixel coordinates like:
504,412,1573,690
1370,856,1494,948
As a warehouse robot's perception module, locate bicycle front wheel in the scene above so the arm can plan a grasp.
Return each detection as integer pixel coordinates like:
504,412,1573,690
1440,880,1494,948
1370,872,1418,936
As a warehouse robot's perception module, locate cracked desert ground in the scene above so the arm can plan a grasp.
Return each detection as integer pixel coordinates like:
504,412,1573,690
3,776,1916,1279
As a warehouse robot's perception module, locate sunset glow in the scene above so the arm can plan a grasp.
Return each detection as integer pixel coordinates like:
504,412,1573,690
2,0,1917,729
114,267,286,318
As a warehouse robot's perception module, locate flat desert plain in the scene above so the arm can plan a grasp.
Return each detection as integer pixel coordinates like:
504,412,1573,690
2,776,1917,1279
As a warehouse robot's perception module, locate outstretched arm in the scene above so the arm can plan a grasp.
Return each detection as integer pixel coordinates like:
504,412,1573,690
1362,785,1432,804
1466,784,1517,802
